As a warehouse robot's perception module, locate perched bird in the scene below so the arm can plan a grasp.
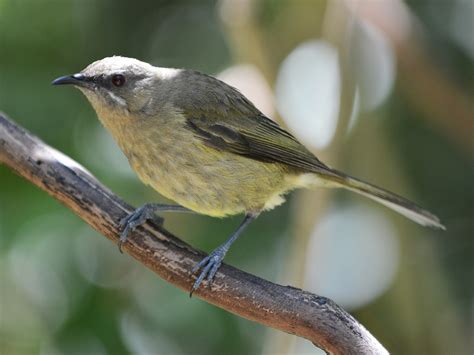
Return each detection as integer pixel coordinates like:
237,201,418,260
52,56,444,295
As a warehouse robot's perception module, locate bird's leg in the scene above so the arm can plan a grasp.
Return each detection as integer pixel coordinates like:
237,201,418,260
190,212,259,296
118,203,194,252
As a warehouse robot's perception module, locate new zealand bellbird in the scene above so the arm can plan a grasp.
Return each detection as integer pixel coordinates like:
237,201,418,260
52,56,444,294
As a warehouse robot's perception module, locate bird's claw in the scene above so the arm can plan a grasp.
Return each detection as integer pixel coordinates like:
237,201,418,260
118,206,164,253
190,247,226,297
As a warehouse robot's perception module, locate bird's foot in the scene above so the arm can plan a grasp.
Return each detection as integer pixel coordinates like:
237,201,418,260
118,204,164,252
190,246,227,297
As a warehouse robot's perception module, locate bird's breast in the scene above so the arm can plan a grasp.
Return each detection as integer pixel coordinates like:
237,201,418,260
115,118,291,216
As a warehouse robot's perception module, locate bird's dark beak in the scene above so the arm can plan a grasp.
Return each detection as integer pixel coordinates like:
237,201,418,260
52,73,86,86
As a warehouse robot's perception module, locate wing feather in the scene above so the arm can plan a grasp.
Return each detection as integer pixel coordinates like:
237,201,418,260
174,69,333,174
186,114,331,173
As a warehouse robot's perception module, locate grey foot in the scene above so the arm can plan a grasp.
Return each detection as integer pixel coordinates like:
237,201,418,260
118,204,164,253
190,247,227,296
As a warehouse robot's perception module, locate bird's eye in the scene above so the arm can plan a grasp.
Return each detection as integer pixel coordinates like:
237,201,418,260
111,74,125,87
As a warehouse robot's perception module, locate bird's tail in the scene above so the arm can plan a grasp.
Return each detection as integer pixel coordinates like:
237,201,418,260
313,169,445,230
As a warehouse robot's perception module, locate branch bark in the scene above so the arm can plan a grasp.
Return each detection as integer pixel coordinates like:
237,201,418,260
0,112,388,355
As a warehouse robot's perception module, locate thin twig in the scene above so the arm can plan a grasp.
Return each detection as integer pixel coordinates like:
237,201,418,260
0,112,388,355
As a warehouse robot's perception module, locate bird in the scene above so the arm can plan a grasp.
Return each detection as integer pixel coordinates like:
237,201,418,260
52,56,444,295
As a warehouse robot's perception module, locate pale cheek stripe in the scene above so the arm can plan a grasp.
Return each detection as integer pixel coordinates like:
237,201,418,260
107,91,127,108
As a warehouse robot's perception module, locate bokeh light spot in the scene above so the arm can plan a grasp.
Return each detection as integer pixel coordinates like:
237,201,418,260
276,40,341,150
349,20,395,111
305,204,400,310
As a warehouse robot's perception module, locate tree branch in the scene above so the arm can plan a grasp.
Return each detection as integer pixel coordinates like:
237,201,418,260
0,112,388,355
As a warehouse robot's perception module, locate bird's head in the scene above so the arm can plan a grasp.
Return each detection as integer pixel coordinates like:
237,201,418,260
52,56,180,117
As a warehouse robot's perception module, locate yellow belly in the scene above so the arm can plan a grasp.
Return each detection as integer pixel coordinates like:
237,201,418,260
96,110,297,216
129,139,292,217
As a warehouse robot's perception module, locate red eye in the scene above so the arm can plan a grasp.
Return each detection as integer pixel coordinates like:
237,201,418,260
111,74,125,87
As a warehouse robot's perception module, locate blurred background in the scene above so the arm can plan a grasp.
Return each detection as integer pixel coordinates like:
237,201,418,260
0,0,472,354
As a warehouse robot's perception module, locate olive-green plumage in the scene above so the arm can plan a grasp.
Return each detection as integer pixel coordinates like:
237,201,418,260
53,56,444,292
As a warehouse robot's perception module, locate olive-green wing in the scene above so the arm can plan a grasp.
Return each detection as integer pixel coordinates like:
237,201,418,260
173,69,332,174
185,113,331,174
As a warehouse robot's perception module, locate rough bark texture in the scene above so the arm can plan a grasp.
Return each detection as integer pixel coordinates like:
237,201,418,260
0,112,388,355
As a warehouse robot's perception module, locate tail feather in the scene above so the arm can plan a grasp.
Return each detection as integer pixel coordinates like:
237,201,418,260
321,170,445,230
